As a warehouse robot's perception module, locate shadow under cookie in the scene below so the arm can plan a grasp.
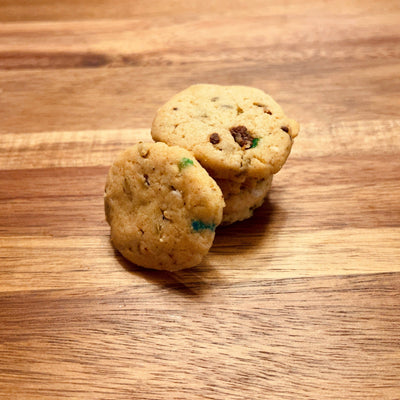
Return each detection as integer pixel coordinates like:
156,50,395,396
212,198,280,254
115,249,219,298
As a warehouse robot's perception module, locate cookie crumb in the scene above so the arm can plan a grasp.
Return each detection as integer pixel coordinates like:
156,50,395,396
123,178,131,195
209,133,220,144
139,147,150,158
161,209,172,221
230,126,254,149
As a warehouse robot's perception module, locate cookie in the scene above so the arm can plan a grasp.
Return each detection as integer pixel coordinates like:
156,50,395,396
104,142,225,271
151,84,299,182
216,176,273,225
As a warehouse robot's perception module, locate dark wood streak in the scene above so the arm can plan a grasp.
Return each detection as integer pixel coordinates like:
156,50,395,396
0,51,110,69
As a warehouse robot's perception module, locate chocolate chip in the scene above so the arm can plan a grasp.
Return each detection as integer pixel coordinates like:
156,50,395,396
253,102,272,115
230,126,254,149
281,126,289,133
209,133,220,144
172,107,178,110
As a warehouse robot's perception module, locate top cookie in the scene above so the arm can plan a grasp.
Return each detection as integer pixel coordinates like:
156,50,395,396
151,84,299,181
104,142,224,271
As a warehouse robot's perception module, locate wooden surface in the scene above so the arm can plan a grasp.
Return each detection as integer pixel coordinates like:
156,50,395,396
1,1,400,399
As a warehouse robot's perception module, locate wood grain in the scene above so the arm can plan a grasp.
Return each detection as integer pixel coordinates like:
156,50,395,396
1,274,399,399
1,1,400,399
1,7,400,133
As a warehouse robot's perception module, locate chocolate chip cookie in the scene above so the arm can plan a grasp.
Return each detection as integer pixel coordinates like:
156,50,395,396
151,84,299,182
104,142,225,271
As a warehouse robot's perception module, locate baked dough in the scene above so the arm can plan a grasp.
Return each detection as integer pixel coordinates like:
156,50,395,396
104,142,225,271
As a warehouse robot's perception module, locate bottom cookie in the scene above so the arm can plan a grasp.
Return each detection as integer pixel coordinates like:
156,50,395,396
216,176,273,225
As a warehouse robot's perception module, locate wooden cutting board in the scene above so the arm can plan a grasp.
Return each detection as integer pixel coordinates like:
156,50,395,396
1,1,399,399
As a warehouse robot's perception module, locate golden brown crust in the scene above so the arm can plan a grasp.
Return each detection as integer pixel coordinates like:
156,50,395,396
104,142,225,271
151,84,299,181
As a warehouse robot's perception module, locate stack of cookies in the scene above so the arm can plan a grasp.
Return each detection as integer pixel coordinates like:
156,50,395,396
151,84,299,225
105,84,299,271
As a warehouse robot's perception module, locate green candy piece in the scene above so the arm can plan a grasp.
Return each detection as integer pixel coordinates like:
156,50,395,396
250,137,260,148
191,220,216,232
178,157,194,170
